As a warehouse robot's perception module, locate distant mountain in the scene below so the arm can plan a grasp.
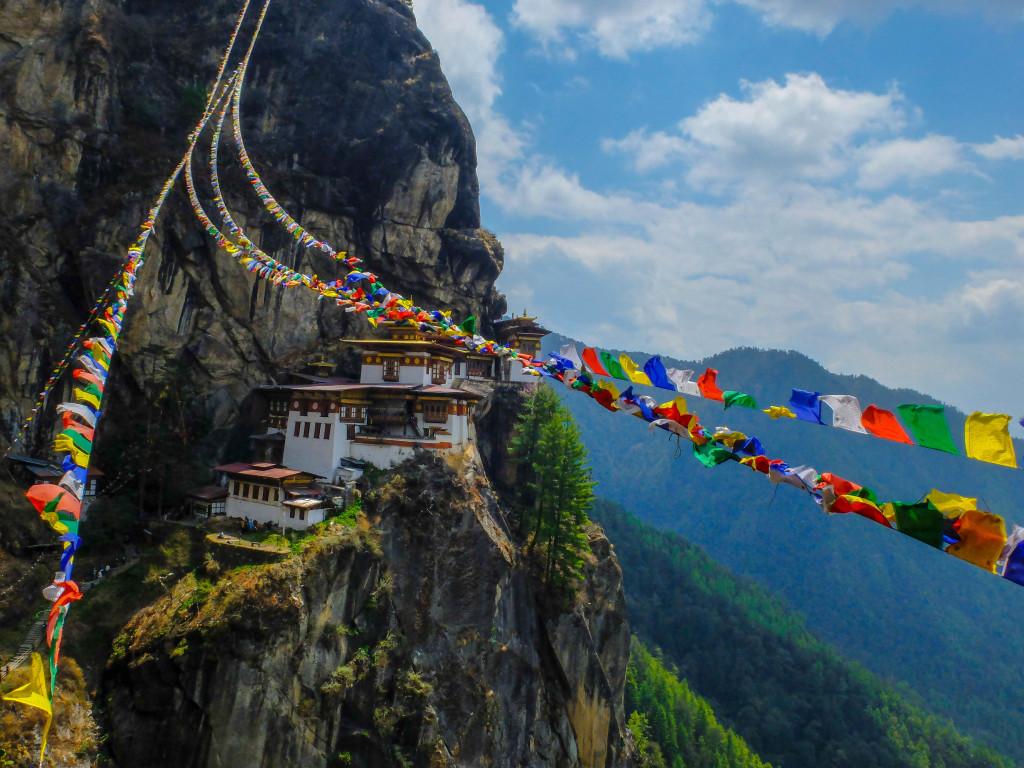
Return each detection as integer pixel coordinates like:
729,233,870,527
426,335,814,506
598,499,1011,768
544,333,1024,760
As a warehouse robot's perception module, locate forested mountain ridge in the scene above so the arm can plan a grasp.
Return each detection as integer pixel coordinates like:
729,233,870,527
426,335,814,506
543,334,1024,760
626,637,771,768
597,499,1013,768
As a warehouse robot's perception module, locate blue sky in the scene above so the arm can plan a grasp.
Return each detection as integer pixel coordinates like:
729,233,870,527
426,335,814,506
414,0,1023,415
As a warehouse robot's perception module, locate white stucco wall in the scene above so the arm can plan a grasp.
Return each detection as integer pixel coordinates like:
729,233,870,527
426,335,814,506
225,495,286,528
283,412,347,479
224,494,325,530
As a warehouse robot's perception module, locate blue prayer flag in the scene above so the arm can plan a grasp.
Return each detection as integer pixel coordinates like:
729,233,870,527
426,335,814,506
789,389,824,425
643,355,676,391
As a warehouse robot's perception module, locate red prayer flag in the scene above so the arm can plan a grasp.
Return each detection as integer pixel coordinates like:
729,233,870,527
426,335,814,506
831,495,892,528
815,472,862,497
861,405,914,444
697,368,724,402
582,347,611,377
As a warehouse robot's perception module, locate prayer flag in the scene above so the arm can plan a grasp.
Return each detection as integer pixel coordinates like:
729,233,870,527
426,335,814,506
653,398,688,425
763,406,796,420
897,404,958,454
57,403,97,428
2,652,52,763
559,344,583,370
964,412,1017,468
693,442,738,468
643,355,675,390
925,489,977,518
74,387,101,410
619,354,653,386
820,395,867,434
831,494,892,528
697,368,724,401
723,391,758,410
581,347,610,377
1002,527,1024,586
948,510,1007,573
600,351,628,380
667,368,700,396
889,501,945,549
860,405,913,444
788,390,823,424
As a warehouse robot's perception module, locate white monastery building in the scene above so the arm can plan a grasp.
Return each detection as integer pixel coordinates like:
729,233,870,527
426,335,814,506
209,318,547,530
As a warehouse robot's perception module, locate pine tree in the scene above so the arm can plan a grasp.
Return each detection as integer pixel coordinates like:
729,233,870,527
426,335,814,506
510,385,595,590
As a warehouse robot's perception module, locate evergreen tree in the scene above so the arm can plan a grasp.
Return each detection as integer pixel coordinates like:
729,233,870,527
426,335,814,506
510,385,595,590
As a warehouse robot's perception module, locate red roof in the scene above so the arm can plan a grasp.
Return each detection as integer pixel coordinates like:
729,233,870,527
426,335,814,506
213,463,321,480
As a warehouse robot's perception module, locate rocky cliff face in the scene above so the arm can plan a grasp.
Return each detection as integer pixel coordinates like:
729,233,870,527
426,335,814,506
104,457,633,768
0,0,506,447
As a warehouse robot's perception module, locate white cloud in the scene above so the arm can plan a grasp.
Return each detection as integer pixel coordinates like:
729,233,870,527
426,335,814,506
510,0,711,58
856,134,966,189
734,0,1024,35
500,184,1024,411
680,74,904,188
414,0,526,189
973,134,1024,161
603,74,905,190
509,0,1022,56
602,129,691,172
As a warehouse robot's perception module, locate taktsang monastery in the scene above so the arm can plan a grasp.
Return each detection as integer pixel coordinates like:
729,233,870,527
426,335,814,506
192,318,547,530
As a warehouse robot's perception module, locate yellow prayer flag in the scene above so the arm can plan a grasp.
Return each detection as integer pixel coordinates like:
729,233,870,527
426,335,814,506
714,430,747,448
925,489,978,519
763,406,796,420
618,354,653,386
964,412,1017,468
947,510,1007,573
2,652,53,763
74,387,101,410
597,380,621,400
53,435,90,468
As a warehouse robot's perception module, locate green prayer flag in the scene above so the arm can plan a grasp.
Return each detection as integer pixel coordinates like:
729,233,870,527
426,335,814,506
693,442,738,468
892,501,945,549
599,351,627,380
723,391,758,410
897,404,959,454
458,315,477,335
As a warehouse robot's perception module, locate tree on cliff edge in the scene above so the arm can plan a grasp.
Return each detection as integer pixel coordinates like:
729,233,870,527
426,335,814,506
510,385,594,590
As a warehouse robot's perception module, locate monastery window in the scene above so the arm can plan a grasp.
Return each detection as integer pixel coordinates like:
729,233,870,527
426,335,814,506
262,486,270,502
314,423,322,439
430,361,448,385
468,359,488,377
289,509,296,520
324,423,332,441
232,480,240,496
303,422,311,439
383,358,400,382
293,421,301,437
300,400,309,416
299,510,306,521
424,401,448,424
